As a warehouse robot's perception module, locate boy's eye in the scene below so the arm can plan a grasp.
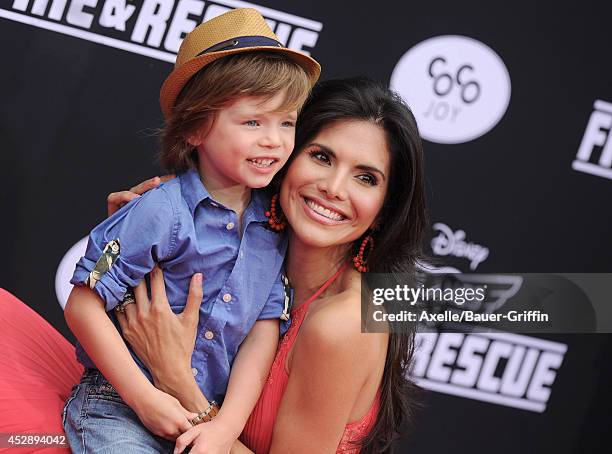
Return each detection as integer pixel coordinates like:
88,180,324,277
244,120,260,126
309,150,331,164
281,121,295,128
357,173,378,186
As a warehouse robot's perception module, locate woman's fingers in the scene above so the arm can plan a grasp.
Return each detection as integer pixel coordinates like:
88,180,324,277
107,191,139,216
150,266,170,311
107,176,174,216
174,427,199,454
182,413,197,433
133,280,149,313
129,176,161,195
159,174,176,183
115,309,128,332
183,273,203,320
123,296,139,323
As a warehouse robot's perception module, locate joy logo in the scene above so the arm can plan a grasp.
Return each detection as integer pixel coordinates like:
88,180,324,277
572,99,612,181
390,35,511,144
428,58,481,106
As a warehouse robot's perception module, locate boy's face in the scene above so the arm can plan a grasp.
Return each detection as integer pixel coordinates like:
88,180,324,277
191,91,297,190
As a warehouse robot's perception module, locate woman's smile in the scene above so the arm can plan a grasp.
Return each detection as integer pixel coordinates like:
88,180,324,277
281,119,389,248
302,196,348,223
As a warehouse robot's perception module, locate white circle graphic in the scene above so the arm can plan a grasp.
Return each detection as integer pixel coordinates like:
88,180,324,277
390,35,511,144
55,236,88,309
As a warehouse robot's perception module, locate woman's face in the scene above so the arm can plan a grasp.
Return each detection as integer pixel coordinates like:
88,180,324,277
280,119,390,249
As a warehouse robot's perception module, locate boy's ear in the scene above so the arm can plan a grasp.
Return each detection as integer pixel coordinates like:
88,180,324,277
186,118,214,147
186,131,202,147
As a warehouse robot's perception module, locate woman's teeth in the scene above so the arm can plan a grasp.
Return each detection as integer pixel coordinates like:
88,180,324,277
248,158,274,168
305,199,345,221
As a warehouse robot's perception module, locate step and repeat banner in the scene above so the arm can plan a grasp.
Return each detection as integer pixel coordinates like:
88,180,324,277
1,1,610,453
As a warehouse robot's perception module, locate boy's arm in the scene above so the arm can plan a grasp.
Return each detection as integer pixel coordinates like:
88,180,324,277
65,285,195,439
216,318,279,439
174,319,279,454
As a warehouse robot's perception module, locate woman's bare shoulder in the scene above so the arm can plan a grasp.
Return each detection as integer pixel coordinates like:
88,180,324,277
299,281,386,364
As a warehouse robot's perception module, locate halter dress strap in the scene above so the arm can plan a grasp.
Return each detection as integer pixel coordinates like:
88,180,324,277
292,262,349,317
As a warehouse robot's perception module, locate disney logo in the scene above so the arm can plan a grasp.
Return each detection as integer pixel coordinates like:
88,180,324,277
431,222,489,270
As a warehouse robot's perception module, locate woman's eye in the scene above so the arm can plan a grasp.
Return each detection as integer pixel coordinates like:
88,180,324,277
309,150,331,164
281,121,295,128
244,120,259,126
357,173,378,186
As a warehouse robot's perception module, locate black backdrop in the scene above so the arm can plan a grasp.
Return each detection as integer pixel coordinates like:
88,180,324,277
1,1,611,452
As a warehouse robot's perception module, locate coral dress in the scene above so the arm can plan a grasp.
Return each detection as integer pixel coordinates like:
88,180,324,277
241,266,380,453
0,288,83,453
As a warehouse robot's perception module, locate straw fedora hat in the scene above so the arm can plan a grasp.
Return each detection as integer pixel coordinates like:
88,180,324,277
159,8,321,119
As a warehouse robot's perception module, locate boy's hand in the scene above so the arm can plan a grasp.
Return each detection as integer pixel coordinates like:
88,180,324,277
174,418,238,454
107,175,175,216
132,386,197,440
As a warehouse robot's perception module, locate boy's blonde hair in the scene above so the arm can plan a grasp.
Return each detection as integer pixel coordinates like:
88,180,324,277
161,51,312,173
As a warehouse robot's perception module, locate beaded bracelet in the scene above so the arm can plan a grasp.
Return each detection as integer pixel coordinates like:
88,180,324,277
190,401,220,426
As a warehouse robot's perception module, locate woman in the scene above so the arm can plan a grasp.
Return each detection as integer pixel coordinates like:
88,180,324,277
110,77,426,453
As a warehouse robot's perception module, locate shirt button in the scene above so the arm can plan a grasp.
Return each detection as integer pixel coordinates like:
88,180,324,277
222,293,232,303
226,222,235,230
192,368,198,376
204,331,214,340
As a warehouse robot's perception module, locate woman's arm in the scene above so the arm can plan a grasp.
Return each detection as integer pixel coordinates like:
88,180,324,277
116,267,211,412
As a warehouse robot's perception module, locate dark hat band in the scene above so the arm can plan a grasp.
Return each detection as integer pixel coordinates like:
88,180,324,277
197,35,283,57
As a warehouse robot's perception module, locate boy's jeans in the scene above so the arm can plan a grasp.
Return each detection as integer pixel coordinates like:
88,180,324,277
62,369,176,453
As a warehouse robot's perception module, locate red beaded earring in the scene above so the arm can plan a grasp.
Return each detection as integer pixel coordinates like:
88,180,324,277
265,194,287,232
353,233,374,273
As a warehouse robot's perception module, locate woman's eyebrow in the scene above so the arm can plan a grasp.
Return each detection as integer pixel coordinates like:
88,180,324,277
309,143,336,157
356,164,386,181
308,143,386,181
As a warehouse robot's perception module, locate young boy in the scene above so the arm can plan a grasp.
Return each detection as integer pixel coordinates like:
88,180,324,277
63,8,320,452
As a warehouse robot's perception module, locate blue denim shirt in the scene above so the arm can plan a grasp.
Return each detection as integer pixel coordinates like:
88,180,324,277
71,169,288,403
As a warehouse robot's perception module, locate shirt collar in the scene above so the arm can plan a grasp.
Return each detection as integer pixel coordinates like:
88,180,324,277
179,169,211,215
248,189,271,223
179,169,271,223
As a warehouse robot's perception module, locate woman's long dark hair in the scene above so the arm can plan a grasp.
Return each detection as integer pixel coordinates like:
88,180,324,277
286,77,427,452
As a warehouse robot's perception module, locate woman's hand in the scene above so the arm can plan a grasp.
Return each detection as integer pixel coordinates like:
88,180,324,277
107,175,175,216
115,266,203,391
174,418,238,454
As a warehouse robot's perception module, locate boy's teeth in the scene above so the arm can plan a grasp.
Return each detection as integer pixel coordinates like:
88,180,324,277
305,199,345,221
249,158,274,167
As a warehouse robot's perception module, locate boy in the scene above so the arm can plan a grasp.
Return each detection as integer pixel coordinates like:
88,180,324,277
63,8,320,453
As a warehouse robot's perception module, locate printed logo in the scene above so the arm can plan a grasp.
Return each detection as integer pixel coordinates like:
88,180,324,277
1,1,323,63
55,236,87,309
411,331,567,413
572,99,612,181
390,35,511,144
431,222,489,270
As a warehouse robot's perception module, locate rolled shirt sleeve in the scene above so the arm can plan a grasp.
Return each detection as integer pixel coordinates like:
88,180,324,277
70,187,177,312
